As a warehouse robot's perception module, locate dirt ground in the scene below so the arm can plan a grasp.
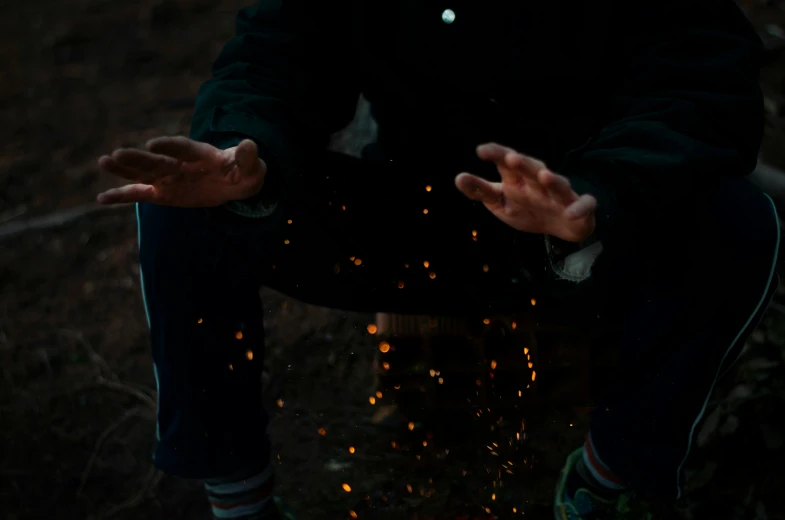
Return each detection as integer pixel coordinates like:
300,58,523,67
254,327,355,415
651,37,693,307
3,1,785,519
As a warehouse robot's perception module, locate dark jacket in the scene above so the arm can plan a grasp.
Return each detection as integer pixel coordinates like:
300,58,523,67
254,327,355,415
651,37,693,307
189,0,764,242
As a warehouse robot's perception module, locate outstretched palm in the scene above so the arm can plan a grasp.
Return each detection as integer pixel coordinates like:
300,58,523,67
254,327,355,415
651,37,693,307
96,136,266,207
455,143,596,243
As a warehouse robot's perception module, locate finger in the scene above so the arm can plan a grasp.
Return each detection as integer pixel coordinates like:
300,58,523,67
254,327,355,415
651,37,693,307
538,169,577,206
455,173,505,210
112,148,182,178
505,152,548,196
96,184,158,205
476,143,526,186
146,136,210,161
98,155,155,183
565,194,597,219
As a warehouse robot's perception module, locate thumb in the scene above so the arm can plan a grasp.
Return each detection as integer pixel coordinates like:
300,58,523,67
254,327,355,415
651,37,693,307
234,139,266,179
455,173,504,210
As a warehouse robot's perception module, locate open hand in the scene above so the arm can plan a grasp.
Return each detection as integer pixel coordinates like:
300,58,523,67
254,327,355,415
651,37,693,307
96,137,266,207
455,143,596,243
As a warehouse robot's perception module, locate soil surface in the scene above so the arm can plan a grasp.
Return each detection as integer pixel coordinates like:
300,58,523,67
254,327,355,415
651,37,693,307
2,1,785,519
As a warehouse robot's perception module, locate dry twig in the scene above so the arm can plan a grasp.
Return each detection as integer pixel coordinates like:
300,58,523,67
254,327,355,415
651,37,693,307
77,405,146,495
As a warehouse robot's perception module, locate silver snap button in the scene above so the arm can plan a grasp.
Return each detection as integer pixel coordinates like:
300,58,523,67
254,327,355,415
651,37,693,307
441,9,456,24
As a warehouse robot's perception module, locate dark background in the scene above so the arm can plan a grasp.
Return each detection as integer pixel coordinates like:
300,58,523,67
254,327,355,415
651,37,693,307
2,1,785,519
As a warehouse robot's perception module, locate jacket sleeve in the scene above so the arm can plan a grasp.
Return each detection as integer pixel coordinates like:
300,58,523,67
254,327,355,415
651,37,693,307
189,0,361,218
560,0,764,241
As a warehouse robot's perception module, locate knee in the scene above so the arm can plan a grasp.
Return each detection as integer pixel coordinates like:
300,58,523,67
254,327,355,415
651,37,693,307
705,178,779,263
136,203,216,267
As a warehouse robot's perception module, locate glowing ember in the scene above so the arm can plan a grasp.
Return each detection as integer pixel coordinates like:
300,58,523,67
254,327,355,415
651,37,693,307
472,230,478,237
197,318,203,324
429,272,436,279
276,399,284,408
341,205,346,211
423,260,430,268
342,483,352,492
246,350,253,360
408,422,415,431
284,239,290,245
397,281,405,289
379,341,391,353
425,185,432,192
483,318,490,325
490,360,497,370
383,362,390,370
376,391,383,398
354,258,362,266
349,510,358,519
429,369,436,377
513,508,517,513
524,347,529,355
530,298,537,306
438,377,444,384
228,364,233,371
482,264,489,272
318,428,327,436
367,324,377,334
423,208,429,214
518,390,521,397
393,384,400,389
528,362,533,369
511,321,517,329
369,396,376,405
391,441,397,448
287,219,292,224
422,441,428,447
349,446,355,454
531,370,537,381
235,331,243,340
406,484,413,493
492,493,496,500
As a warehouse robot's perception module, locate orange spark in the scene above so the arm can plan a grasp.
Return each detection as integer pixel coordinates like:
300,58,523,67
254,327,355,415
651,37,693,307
528,362,533,369
397,281,405,289
423,260,430,268
511,321,517,329
423,208,429,214
482,264,489,272
284,239,290,245
369,396,376,405
425,185,432,192
197,318,203,324
429,272,436,279
367,324,377,334
483,318,490,325
342,483,352,492
246,350,253,360
379,341,390,353
349,510,358,519
530,298,537,306
287,219,292,224
490,360,497,370
354,258,362,266
376,391,383,398
349,446,355,454
531,371,537,381
472,230,478,237
406,484,413,493
276,399,284,408
235,331,243,340
318,428,327,436
408,422,415,431
383,362,390,370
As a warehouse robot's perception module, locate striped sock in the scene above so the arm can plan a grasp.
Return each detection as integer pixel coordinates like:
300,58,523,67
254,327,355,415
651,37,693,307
578,433,626,492
204,465,279,519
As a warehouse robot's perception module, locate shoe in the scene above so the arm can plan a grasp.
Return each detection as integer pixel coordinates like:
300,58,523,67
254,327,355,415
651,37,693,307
553,448,623,520
273,496,298,520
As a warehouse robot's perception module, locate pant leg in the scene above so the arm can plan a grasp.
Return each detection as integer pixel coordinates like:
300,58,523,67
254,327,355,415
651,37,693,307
588,177,780,499
137,201,276,479
135,149,532,480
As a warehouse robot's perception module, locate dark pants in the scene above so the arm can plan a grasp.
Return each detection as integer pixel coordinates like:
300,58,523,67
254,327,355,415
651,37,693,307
136,149,779,499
